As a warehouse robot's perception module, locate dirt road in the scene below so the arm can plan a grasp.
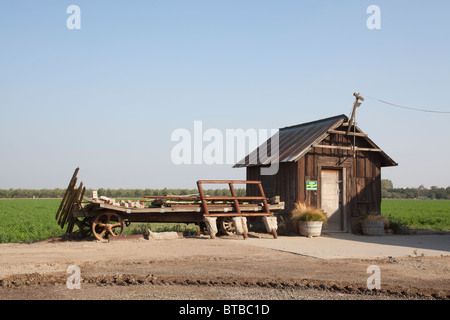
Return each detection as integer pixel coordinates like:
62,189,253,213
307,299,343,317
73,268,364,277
0,234,449,300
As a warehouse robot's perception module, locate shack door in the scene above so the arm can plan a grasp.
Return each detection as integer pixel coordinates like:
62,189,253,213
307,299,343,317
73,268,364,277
321,169,343,231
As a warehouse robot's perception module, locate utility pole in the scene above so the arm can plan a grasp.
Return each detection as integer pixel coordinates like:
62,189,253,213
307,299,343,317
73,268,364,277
346,92,365,134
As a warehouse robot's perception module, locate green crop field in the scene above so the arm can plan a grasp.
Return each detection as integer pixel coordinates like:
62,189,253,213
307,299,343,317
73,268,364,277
0,199,198,243
0,198,449,243
0,199,64,243
381,199,450,232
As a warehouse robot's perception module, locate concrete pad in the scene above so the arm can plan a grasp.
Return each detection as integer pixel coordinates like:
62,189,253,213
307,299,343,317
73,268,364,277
148,231,182,240
231,233,450,259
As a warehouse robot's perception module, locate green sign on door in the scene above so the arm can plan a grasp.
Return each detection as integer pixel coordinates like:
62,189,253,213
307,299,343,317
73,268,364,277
306,180,317,191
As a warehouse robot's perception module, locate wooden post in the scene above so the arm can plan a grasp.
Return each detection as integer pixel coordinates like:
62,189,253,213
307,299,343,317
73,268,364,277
197,181,209,215
346,92,364,134
257,182,271,214
228,183,241,215
55,167,79,220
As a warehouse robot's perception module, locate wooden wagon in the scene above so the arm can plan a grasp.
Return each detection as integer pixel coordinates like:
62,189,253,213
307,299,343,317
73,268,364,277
55,168,284,241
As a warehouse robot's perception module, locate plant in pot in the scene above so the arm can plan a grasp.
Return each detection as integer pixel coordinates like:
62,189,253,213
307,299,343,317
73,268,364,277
361,212,390,236
290,202,328,237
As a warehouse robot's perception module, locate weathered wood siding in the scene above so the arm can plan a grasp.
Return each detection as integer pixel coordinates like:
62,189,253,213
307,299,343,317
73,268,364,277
246,131,383,233
246,162,298,215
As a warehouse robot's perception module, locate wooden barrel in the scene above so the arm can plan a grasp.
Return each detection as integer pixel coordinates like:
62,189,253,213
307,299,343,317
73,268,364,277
361,220,385,236
298,221,323,237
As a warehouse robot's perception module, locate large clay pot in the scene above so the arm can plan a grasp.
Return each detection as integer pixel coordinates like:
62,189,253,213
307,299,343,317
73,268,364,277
298,221,323,237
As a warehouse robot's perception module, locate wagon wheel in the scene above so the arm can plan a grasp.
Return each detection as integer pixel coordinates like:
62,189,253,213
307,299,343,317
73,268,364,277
219,217,236,236
91,211,124,241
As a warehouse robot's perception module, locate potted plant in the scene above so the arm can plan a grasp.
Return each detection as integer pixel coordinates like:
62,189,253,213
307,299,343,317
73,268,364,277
290,202,328,237
361,213,389,236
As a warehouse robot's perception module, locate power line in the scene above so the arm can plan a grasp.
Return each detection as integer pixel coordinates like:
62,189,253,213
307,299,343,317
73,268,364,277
364,95,450,114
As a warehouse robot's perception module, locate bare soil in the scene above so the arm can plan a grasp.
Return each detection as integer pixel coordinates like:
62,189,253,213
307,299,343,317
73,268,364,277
0,234,449,300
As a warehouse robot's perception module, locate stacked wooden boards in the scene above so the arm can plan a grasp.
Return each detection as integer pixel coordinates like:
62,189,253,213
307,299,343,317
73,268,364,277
55,167,86,233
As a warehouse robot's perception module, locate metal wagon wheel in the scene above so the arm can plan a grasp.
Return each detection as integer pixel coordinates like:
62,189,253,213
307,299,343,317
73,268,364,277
219,217,236,236
91,211,124,241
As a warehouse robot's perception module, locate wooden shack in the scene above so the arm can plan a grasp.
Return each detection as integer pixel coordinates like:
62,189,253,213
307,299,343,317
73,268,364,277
234,114,397,233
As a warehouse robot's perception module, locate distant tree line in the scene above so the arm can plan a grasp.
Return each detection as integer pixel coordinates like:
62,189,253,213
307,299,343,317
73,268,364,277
381,180,450,200
0,188,246,199
0,188,67,199
1,180,449,199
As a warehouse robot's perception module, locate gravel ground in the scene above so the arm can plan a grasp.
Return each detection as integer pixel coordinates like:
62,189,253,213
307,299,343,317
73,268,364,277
0,235,448,300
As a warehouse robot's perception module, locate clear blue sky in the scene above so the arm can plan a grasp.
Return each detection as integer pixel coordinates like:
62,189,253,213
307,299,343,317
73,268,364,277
1,1,449,189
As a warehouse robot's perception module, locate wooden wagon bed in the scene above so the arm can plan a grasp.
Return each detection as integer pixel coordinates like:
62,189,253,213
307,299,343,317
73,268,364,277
74,201,284,218
56,168,284,241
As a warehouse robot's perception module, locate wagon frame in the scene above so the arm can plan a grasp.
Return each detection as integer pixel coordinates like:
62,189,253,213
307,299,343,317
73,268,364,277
56,168,284,241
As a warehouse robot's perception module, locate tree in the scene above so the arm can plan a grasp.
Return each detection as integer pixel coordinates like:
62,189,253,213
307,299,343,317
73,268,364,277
381,179,393,189
417,185,426,199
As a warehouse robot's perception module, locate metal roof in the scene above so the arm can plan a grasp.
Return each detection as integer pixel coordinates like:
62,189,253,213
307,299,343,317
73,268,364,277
233,114,397,168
